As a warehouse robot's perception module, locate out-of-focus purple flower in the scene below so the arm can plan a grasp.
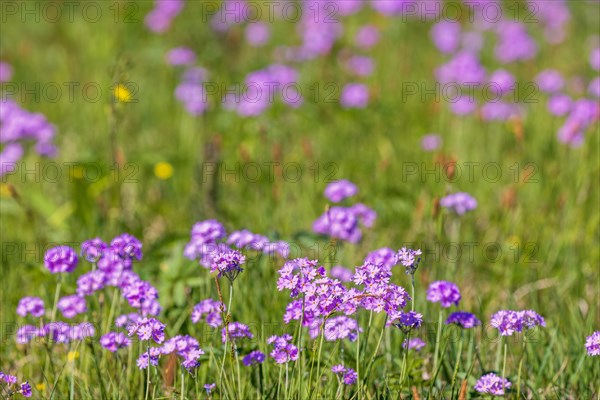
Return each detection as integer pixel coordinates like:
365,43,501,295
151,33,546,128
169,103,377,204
57,295,87,319
440,192,477,215
0,143,24,176
100,332,131,352
184,219,227,260
242,350,266,366
403,337,426,351
480,101,521,122
461,31,484,53
389,311,423,333
115,313,141,328
245,22,270,47
436,52,486,86
191,299,224,328
331,265,353,282
370,0,405,15
396,247,422,275
16,325,44,344
536,70,564,93
557,99,599,147
162,335,205,370
494,21,537,63
355,25,379,49
80,238,107,263
222,322,253,342
210,0,247,32
588,77,600,98
76,270,105,296
145,0,183,33
324,180,358,203
446,311,481,329
121,278,160,314
585,331,600,356
313,206,361,243
350,203,377,227
431,21,461,54
166,47,196,66
204,383,216,394
340,83,369,109
427,281,461,308
268,334,298,363
175,67,209,116
20,381,32,397
529,0,570,44
547,94,572,116
44,246,78,274
343,369,358,385
488,70,515,96
591,47,600,71
474,373,511,396
298,1,342,59
16,297,45,318
335,0,363,15
128,317,165,344
110,233,142,261
421,134,442,151
262,241,290,258
450,96,477,116
364,247,397,270
137,347,162,369
324,316,361,341
211,250,245,281
345,56,374,77
490,310,545,336
0,61,13,82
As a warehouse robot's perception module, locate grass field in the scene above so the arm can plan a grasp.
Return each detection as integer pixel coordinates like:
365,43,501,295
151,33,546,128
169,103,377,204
1,0,599,399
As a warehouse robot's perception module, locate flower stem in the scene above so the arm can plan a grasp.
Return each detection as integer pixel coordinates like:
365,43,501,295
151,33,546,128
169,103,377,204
450,333,464,395
516,337,527,398
144,347,150,400
432,309,443,376
50,277,62,322
501,340,508,394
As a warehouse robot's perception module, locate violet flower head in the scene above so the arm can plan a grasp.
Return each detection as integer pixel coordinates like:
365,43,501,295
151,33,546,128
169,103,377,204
242,350,266,366
110,233,142,261
350,203,377,227
440,192,477,215
355,25,379,49
267,334,298,364
488,70,515,96
16,297,45,318
345,56,374,77
0,61,13,82
128,317,165,344
136,347,162,369
44,246,78,273
591,47,600,71
100,332,131,352
204,383,216,395
494,21,537,63
396,247,422,275
184,219,227,260
245,22,270,47
364,247,397,270
191,299,224,328
427,281,461,308
211,250,246,281
340,83,369,109
421,134,442,151
20,381,32,397
403,337,426,351
585,331,600,356
162,335,205,370
57,295,87,319
324,316,361,341
145,0,183,33
166,47,196,66
536,70,564,94
474,373,511,396
431,21,461,54
446,311,481,329
389,311,423,334
325,180,358,203
330,265,353,282
490,309,545,336
547,94,572,117
81,238,107,263
588,77,600,98
222,322,253,343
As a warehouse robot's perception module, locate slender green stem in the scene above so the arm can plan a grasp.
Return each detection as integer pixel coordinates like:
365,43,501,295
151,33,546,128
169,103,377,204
517,337,527,399
450,333,464,395
356,327,361,399
50,277,62,322
363,315,387,383
144,347,150,400
411,274,416,312
400,331,411,389
180,368,184,400
501,340,508,395
432,310,443,376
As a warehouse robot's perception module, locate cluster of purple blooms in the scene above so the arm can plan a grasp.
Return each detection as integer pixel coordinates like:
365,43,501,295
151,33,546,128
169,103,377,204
0,95,57,177
100,332,131,352
490,310,546,336
331,364,358,385
161,335,205,370
191,299,224,328
439,192,478,215
445,311,481,329
242,350,266,366
585,331,600,356
175,67,210,116
426,281,462,308
144,0,183,33
210,250,246,281
222,322,253,343
403,337,426,351
16,322,95,345
267,334,298,364
313,180,376,243
16,297,44,318
0,372,31,398
474,372,512,396
127,317,165,344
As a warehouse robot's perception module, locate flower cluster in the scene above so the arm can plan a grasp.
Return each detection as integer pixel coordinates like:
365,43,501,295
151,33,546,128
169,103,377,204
144,0,183,33
175,67,210,116
162,335,205,370
324,180,358,203
389,311,423,333
44,245,79,273
439,193,478,215
17,322,95,344
127,317,166,344
211,250,246,281
100,332,131,352
474,373,512,396
490,310,546,336
0,372,32,398
331,365,358,385
402,338,426,351
364,247,398,270
585,331,600,356
16,297,45,318
191,299,224,328
324,316,361,342
222,322,253,343
242,350,266,366
445,311,481,329
57,295,87,319
396,247,422,275
426,281,461,308
267,334,298,364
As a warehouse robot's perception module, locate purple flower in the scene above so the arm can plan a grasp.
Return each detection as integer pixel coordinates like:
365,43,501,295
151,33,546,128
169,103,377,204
1,373,17,384
436,52,486,86
204,383,216,394
474,373,511,396
121,278,160,313
325,180,358,203
222,322,253,343
211,250,246,281
136,347,162,369
330,266,353,282
488,70,515,96
494,21,537,63
396,247,422,275
162,335,205,370
80,238,107,263
20,381,32,397
242,350,266,366
588,77,600,98
427,281,461,308
490,310,545,336
267,334,298,364
128,318,165,344
0,61,13,82
421,134,442,151
313,207,362,243
166,47,196,66
480,101,521,122
100,332,131,352
245,22,270,47
591,47,600,71
440,192,477,215
343,369,358,385
446,311,481,329
184,220,227,260
76,270,106,296
585,331,600,356
557,99,599,147
110,233,142,261
44,246,78,273
364,247,397,270
431,21,461,54
16,297,45,318
331,364,346,374
403,338,426,351
355,25,379,49
191,299,224,328
324,316,361,341
536,70,564,93
345,56,374,77
175,67,210,116
350,204,377,227
450,96,477,116
57,295,87,319
340,83,369,109
145,0,183,33
389,311,423,333
16,325,43,344
547,94,572,117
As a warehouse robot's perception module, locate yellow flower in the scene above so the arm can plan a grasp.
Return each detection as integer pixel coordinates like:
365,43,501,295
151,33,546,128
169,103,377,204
36,383,46,391
113,84,133,103
154,162,174,180
0,183,11,198
68,350,80,362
